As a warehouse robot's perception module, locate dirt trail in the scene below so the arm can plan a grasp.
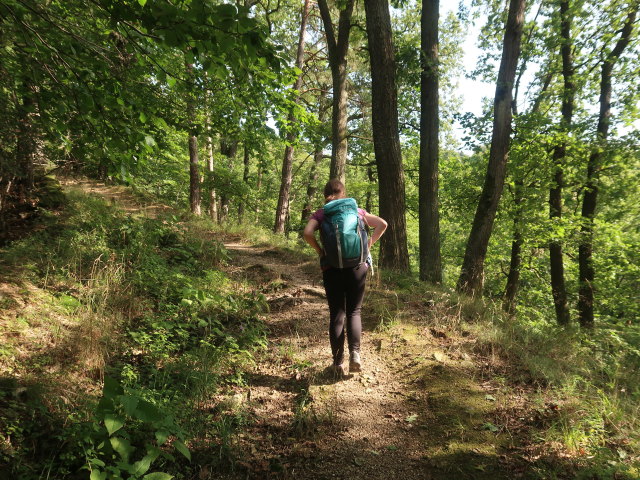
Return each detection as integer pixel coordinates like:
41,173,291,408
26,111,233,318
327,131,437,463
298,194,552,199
221,239,519,480
62,178,521,479
223,242,435,479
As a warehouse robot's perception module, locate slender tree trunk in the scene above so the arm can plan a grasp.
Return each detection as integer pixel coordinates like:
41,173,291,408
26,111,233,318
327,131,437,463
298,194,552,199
301,149,324,223
274,0,311,233
186,61,201,216
255,165,263,223
219,138,238,223
364,0,410,271
456,0,526,296
204,104,218,222
206,134,218,222
188,132,201,215
419,0,442,283
547,0,575,325
365,165,374,213
318,0,355,185
503,179,523,314
578,8,637,327
238,145,250,223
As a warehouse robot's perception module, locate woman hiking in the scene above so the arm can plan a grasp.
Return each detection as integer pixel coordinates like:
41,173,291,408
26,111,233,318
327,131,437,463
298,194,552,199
303,179,387,376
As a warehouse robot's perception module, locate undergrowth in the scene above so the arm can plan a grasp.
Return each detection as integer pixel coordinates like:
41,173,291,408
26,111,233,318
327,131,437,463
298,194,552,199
375,276,640,478
0,185,268,479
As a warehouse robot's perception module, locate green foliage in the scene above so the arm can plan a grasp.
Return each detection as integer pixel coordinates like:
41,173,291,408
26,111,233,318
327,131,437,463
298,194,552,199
0,188,268,478
84,377,190,480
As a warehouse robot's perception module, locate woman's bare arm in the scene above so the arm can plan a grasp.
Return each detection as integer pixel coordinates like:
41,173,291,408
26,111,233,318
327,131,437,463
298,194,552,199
363,212,388,248
303,218,323,256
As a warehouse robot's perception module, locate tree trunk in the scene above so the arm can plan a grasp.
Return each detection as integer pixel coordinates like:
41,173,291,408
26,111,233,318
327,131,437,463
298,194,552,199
419,0,442,284
503,179,523,315
238,145,250,223
274,0,311,233
219,138,238,223
365,165,374,213
206,134,218,222
301,149,324,223
578,7,637,327
186,62,201,216
456,0,526,296
188,132,201,215
318,0,355,185
548,0,574,325
364,0,410,271
255,165,263,224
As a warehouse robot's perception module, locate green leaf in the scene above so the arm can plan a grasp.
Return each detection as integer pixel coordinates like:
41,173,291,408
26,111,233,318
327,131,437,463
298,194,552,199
155,430,170,446
132,448,160,476
110,436,135,462
143,473,173,480
103,376,124,399
138,0,147,6
104,414,125,435
134,400,162,422
174,440,191,461
90,470,107,480
144,135,156,147
120,395,140,416
132,455,154,476
166,76,176,87
139,112,147,123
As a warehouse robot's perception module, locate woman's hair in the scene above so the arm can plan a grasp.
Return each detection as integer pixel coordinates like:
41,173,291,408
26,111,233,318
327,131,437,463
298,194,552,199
323,179,346,200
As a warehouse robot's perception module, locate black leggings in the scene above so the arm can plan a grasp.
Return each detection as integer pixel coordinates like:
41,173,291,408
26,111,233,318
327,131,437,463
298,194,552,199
322,263,368,366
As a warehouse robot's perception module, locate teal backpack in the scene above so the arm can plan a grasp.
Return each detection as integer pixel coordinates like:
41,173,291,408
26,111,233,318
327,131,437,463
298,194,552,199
320,198,368,269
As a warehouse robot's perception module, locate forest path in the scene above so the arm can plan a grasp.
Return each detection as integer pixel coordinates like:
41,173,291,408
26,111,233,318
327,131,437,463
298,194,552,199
221,243,519,480
61,177,523,479
222,241,433,479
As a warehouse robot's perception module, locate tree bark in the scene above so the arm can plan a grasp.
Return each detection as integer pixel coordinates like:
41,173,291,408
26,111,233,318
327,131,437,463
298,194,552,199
503,179,523,315
186,62,201,216
238,144,250,223
456,0,526,296
364,0,410,271
219,138,238,223
365,165,374,213
255,164,263,223
274,0,311,233
578,7,637,327
419,0,442,284
301,149,324,223
318,0,355,185
548,0,574,325
188,132,201,215
206,133,218,222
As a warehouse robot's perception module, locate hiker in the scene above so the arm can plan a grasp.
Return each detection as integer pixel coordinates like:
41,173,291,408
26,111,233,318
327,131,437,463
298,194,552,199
303,179,387,376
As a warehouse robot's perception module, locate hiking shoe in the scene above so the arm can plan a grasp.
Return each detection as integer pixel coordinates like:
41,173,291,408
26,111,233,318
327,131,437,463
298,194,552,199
331,363,345,378
349,351,361,373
